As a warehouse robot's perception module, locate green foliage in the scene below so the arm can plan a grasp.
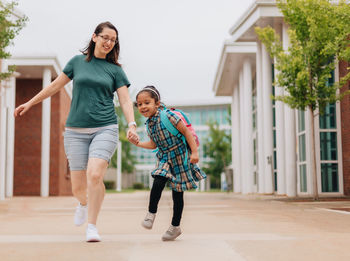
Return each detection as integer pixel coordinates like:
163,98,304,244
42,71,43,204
255,0,350,113
0,1,27,80
202,122,231,180
103,180,115,190
132,182,144,190
109,103,142,173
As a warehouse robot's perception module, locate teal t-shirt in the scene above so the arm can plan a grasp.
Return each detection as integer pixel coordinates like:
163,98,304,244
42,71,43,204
63,54,130,127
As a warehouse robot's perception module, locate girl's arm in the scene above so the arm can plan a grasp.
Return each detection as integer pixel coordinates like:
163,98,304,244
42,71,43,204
135,139,157,150
176,120,199,163
116,86,139,144
14,72,71,117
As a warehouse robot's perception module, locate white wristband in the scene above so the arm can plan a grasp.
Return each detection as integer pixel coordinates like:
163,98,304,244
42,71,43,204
128,121,137,128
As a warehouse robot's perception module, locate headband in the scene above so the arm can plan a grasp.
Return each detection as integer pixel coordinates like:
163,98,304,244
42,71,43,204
142,87,160,101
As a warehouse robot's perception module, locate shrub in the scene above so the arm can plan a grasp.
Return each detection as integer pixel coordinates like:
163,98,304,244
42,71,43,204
104,181,115,190
133,183,144,190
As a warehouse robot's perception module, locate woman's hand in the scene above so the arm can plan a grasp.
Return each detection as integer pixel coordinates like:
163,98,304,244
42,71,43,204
190,151,199,164
127,126,139,145
14,101,33,117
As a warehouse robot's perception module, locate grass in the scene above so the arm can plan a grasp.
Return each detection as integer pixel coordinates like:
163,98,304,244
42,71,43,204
106,188,150,193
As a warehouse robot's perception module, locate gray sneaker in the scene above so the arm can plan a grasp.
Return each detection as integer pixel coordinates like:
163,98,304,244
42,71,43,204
142,212,156,229
161,225,182,241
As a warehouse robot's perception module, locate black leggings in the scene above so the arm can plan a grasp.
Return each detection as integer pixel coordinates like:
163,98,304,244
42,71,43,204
148,176,184,226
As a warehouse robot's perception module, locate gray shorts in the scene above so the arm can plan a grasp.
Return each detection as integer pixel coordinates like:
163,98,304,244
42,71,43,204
63,127,119,171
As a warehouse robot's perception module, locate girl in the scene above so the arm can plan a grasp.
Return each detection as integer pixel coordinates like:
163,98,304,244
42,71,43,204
14,21,139,242
133,86,206,241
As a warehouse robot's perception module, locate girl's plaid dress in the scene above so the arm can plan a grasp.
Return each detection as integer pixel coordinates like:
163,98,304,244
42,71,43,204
146,108,206,192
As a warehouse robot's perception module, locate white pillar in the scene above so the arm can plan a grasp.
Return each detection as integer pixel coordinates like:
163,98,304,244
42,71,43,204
238,70,246,193
274,23,286,195
282,23,297,197
116,140,122,192
41,68,51,197
243,58,254,193
256,41,265,193
262,44,274,194
5,76,16,197
232,85,241,193
0,84,6,200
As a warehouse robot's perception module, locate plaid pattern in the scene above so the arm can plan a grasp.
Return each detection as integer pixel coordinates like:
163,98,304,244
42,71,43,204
146,109,206,192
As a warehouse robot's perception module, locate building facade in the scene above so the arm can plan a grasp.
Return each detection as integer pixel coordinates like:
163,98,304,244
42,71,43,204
0,56,72,199
133,99,231,189
213,0,350,197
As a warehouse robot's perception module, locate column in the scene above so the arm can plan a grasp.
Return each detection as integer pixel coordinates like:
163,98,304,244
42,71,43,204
262,44,274,194
232,84,241,193
243,58,254,193
238,70,246,193
5,76,16,197
0,83,6,200
41,68,51,197
274,23,286,195
282,23,297,197
256,41,265,193
116,140,122,192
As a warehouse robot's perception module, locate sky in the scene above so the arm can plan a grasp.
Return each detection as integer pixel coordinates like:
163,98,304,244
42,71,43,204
11,0,255,104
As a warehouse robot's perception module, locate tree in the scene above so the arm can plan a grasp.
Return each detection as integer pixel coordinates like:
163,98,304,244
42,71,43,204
255,0,350,199
0,1,27,80
202,121,231,188
109,104,142,173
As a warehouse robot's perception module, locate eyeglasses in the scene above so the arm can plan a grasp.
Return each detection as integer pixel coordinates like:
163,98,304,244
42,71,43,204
98,35,118,44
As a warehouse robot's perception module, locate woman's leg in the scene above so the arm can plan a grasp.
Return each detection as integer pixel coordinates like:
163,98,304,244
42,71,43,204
149,176,168,213
70,170,87,205
171,190,184,226
86,158,109,225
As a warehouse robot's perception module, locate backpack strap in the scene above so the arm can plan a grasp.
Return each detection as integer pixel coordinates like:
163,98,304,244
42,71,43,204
160,109,189,163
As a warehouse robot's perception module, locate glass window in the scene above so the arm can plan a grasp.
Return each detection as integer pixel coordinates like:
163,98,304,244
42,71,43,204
299,134,306,162
299,164,307,192
320,132,337,161
253,139,256,166
273,150,277,170
273,129,276,148
201,110,207,124
273,107,276,127
298,110,305,132
319,103,336,129
321,163,339,192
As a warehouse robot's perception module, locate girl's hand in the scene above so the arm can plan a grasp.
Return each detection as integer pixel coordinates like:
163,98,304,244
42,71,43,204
127,126,139,144
14,102,33,117
190,151,199,164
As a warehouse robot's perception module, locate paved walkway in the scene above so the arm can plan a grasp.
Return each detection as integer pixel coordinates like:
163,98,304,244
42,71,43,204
1,192,350,261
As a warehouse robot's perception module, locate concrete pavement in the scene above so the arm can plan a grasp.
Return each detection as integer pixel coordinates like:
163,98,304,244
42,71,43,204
1,191,350,261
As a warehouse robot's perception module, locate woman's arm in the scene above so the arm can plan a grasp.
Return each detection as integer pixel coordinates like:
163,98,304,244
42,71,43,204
176,121,199,163
116,86,139,144
14,72,71,117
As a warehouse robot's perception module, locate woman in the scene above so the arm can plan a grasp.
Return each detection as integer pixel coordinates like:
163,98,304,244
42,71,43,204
14,21,139,242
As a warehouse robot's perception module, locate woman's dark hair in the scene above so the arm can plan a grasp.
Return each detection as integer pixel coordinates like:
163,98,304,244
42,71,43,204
81,21,121,66
134,86,161,107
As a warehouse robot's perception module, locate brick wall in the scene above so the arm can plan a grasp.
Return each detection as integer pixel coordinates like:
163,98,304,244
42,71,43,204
14,79,42,195
339,61,350,195
14,78,72,196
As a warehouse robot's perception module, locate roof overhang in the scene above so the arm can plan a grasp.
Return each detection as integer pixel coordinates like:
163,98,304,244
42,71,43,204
4,55,72,98
229,0,282,42
213,42,256,96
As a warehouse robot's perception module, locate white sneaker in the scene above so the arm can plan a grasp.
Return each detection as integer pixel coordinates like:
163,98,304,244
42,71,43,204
142,212,156,229
161,225,182,241
86,224,101,242
74,203,87,226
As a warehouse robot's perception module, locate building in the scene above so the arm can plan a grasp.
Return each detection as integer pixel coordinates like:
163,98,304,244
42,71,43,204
0,55,72,199
133,99,231,189
213,0,350,197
